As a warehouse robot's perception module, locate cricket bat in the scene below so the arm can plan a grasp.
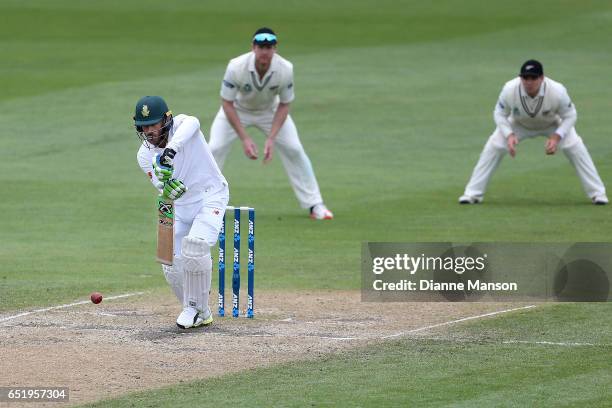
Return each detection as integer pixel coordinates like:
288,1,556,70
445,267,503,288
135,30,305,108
156,194,174,265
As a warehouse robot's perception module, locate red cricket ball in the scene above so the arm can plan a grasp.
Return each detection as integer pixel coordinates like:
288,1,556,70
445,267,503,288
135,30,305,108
90,292,103,304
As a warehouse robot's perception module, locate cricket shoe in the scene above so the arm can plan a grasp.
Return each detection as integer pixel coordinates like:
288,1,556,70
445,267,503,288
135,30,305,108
458,195,483,204
310,203,334,220
176,307,213,329
592,195,609,205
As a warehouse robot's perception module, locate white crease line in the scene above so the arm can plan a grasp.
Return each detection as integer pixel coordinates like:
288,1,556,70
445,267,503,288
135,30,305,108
211,332,360,341
245,306,538,342
96,312,121,317
381,305,537,340
312,336,360,341
503,340,599,347
0,292,146,323
261,305,538,342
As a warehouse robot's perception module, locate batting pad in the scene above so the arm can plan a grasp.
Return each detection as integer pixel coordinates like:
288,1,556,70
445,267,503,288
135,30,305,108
162,264,184,304
180,236,212,313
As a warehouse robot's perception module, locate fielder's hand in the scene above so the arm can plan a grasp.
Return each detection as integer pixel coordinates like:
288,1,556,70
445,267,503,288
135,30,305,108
162,179,188,200
242,137,258,160
507,134,519,158
545,134,561,155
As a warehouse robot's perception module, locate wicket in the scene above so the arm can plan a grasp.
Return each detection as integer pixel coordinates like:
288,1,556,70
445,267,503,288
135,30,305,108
218,206,255,318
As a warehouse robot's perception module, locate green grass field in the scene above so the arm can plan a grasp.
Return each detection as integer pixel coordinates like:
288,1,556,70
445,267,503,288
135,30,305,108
1,0,611,406
84,304,612,407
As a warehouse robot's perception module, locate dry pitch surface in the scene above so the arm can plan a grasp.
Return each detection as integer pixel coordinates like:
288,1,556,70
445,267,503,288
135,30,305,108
0,291,530,406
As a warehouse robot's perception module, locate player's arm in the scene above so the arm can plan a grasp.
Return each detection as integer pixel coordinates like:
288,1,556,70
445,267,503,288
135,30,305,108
137,144,186,199
165,115,200,154
148,116,201,184
263,102,290,163
220,99,248,140
137,145,164,190
554,86,577,139
545,86,576,155
263,67,295,163
221,99,258,160
493,85,513,137
220,65,258,160
268,102,290,140
493,84,518,157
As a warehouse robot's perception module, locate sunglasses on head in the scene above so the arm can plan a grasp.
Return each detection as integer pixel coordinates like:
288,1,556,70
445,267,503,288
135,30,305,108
253,33,277,43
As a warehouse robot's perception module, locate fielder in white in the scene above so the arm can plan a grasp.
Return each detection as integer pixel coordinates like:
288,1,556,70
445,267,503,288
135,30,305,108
460,60,607,205
209,27,333,220
134,95,229,329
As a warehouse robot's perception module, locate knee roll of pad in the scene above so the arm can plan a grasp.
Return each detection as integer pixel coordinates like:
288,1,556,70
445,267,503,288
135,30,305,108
181,236,210,259
180,236,211,277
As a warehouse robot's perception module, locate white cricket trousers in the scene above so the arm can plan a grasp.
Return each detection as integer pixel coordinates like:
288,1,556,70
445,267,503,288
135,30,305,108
174,182,230,253
463,126,606,199
209,107,323,209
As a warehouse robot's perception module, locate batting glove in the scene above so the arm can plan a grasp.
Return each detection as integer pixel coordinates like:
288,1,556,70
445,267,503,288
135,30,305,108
159,148,176,167
153,152,174,183
162,179,188,200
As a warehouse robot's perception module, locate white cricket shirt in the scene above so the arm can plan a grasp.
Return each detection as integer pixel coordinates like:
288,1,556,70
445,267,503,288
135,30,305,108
137,114,227,205
220,51,295,111
494,77,577,138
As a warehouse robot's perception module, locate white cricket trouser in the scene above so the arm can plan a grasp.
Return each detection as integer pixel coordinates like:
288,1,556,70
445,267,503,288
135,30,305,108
463,126,606,199
209,107,323,209
174,182,230,253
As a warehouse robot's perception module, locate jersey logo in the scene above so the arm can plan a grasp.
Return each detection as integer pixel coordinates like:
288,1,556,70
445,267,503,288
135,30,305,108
223,80,235,89
243,83,252,93
269,85,279,91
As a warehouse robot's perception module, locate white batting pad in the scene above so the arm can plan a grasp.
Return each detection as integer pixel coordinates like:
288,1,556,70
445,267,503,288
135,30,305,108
180,236,212,314
162,264,183,304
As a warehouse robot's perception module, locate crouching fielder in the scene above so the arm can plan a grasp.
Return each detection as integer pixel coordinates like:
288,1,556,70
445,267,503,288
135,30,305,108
460,60,607,205
134,96,229,329
209,27,333,220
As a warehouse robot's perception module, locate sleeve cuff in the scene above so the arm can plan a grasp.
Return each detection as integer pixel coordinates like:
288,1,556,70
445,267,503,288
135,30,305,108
500,127,513,138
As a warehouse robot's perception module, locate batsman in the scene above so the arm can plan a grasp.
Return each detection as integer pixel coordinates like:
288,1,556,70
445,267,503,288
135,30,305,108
134,95,229,329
